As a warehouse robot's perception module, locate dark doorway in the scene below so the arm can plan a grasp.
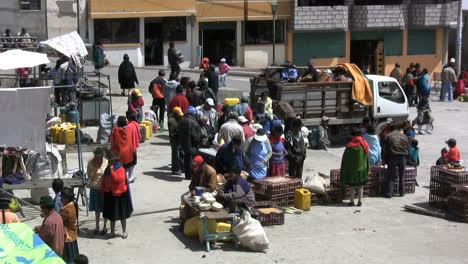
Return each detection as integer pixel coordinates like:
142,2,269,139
350,40,384,75
201,29,236,65
145,22,163,65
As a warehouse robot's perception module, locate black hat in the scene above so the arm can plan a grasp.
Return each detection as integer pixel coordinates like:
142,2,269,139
446,138,456,145
39,196,54,207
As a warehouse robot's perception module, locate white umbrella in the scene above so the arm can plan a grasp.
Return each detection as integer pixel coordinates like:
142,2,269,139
0,49,50,70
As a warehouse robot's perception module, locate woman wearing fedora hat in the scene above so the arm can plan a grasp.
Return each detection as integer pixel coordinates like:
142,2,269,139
243,129,272,180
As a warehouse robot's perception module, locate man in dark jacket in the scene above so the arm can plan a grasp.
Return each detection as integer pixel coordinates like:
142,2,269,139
383,124,410,198
168,42,181,78
148,69,167,131
207,64,219,101
168,107,184,175
285,118,307,178
299,60,319,82
186,81,205,107
215,136,244,174
177,106,201,179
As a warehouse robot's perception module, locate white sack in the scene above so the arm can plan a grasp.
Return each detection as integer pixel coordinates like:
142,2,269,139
232,211,270,252
303,170,327,194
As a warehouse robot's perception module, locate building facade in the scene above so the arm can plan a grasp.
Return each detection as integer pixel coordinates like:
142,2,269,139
291,0,458,75
88,0,458,73
0,0,87,41
88,0,291,67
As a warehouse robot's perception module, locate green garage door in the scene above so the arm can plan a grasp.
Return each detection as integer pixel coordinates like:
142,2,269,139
293,32,346,66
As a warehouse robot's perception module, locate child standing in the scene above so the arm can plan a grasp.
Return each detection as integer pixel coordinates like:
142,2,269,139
60,187,79,263
268,125,287,177
407,139,420,186
52,178,64,212
218,58,231,87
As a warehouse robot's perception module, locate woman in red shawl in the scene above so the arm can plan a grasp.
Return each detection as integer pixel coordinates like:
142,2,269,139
340,127,370,207
125,111,141,183
102,151,133,239
110,116,134,168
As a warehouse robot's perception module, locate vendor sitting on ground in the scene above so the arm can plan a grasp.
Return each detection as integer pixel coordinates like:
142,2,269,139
215,136,244,174
439,138,462,166
217,167,255,214
189,156,218,195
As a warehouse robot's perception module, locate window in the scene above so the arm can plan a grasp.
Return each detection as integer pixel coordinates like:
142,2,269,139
298,0,344,7
354,0,403,5
244,21,284,45
94,18,139,44
162,17,187,41
20,0,41,10
378,81,405,104
407,29,436,55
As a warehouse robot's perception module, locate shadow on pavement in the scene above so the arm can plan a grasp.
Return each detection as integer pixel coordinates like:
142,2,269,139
78,227,109,240
168,225,205,252
168,224,245,253
156,134,170,141
150,142,171,146
142,170,185,182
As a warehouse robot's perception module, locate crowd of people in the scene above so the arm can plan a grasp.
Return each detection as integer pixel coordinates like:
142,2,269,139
1,27,33,50
0,181,88,263
339,116,463,206
389,59,466,105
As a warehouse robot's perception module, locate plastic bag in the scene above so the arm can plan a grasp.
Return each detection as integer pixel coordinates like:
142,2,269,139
97,113,116,144
232,211,270,251
303,171,327,194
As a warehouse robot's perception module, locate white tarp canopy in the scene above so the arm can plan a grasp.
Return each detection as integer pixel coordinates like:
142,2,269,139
0,86,52,155
0,49,50,70
41,31,88,58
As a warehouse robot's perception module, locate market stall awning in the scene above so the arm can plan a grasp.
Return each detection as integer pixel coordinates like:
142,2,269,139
41,31,88,58
0,223,65,263
0,49,50,70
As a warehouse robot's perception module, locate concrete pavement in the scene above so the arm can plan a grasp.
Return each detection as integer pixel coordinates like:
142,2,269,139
16,70,468,263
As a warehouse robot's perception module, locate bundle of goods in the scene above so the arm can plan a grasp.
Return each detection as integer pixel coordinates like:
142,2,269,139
253,176,302,207
251,201,285,226
429,166,468,210
186,192,224,212
447,185,468,222
330,166,417,199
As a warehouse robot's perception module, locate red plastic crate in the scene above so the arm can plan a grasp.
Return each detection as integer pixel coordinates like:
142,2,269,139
253,176,302,199
256,193,295,207
251,201,285,226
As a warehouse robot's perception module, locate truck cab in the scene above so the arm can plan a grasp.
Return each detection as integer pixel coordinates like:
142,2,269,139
367,75,409,126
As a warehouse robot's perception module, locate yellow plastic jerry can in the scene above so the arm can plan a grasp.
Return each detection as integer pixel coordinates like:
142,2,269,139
295,188,311,211
64,129,76,145
141,120,153,136
51,126,61,143
58,128,67,144
224,98,240,106
139,123,151,140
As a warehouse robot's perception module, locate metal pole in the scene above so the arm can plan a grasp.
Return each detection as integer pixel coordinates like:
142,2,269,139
272,15,276,66
455,0,463,75
77,0,80,34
